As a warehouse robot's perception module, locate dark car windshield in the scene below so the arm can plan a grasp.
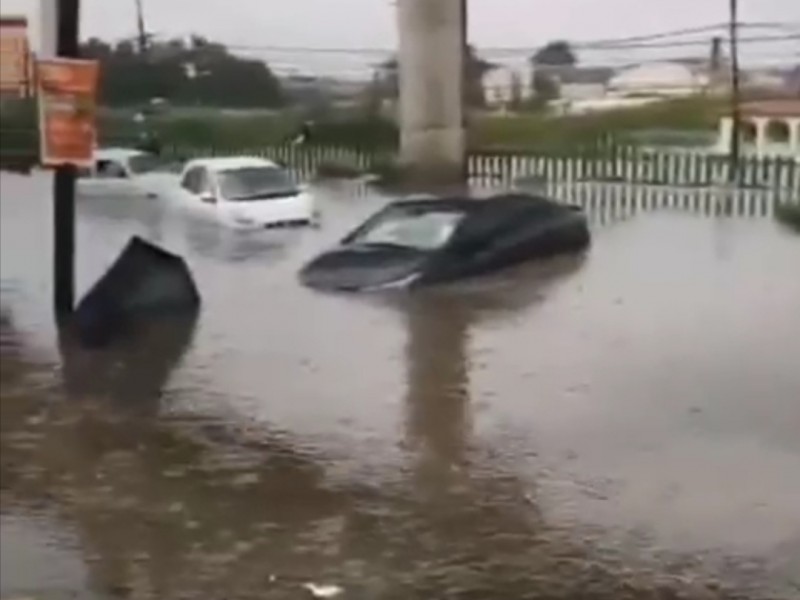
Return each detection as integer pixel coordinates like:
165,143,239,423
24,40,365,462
351,210,464,250
127,152,164,174
218,166,298,201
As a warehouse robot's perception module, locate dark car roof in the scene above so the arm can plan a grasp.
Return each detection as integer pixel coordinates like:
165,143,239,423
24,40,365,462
341,193,578,248
388,193,559,214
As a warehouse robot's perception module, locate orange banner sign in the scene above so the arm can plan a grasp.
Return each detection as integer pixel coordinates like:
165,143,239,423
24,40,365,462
0,16,31,96
36,58,100,167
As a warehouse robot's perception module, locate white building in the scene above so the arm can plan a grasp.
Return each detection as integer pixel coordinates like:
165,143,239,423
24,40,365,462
716,100,800,157
551,66,614,102
483,65,533,110
608,61,710,98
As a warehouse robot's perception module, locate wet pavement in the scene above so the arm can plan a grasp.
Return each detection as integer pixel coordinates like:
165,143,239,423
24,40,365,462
1,172,799,599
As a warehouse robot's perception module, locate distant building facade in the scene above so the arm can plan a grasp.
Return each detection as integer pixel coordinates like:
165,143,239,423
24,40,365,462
716,100,800,157
0,15,34,98
607,61,711,98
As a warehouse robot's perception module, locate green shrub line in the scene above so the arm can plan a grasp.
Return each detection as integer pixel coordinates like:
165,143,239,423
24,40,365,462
469,96,725,151
3,96,797,192
2,96,727,158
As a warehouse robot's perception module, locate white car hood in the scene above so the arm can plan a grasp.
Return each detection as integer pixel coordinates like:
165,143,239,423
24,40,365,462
223,191,316,227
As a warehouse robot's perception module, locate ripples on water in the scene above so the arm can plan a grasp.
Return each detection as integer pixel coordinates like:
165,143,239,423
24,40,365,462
1,172,799,599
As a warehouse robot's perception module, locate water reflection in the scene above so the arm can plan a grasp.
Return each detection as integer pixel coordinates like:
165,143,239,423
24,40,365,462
77,191,303,266
546,183,793,224
0,263,629,599
3,172,799,599
58,314,199,415
2,309,351,597
181,221,300,264
403,295,472,479
400,256,588,472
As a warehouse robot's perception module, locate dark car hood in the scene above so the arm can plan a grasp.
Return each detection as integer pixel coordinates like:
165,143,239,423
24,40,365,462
299,244,430,291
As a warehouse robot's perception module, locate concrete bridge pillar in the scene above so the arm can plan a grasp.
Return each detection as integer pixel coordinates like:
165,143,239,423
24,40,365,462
396,0,466,184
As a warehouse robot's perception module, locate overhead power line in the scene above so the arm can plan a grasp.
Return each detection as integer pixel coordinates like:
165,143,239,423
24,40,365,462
574,33,799,51
263,56,796,81
216,33,799,56
571,21,800,47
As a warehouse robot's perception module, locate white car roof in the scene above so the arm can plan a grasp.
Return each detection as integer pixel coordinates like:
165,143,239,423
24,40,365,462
183,156,280,173
94,147,149,162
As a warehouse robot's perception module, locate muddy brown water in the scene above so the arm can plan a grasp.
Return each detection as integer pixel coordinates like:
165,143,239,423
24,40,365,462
1,173,799,600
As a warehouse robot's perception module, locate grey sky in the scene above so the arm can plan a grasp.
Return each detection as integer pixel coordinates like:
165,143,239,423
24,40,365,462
5,0,799,77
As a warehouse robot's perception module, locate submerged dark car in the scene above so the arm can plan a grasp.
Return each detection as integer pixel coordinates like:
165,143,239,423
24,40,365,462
299,193,590,292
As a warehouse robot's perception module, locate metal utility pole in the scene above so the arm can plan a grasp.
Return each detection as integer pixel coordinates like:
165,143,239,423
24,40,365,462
709,36,722,88
461,0,469,181
41,0,81,319
728,0,741,184
461,0,468,123
135,0,148,53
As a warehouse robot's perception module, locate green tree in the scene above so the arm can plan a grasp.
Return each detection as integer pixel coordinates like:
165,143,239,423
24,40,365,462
529,40,577,104
532,40,577,67
80,36,284,108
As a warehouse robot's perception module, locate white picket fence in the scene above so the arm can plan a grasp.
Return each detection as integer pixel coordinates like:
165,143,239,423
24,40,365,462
542,182,793,225
468,150,800,192
167,144,800,194
315,177,794,223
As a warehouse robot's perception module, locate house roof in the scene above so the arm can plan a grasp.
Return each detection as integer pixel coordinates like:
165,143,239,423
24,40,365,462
737,99,800,118
613,57,718,77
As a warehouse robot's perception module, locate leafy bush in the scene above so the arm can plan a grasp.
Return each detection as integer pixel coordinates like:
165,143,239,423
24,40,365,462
305,117,398,151
471,97,725,153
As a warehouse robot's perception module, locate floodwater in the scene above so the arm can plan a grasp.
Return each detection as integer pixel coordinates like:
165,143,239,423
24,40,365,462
1,172,799,600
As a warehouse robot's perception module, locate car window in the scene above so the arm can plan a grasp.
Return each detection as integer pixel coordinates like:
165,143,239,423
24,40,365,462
181,167,211,195
352,210,464,250
218,166,298,201
181,168,198,192
95,159,128,179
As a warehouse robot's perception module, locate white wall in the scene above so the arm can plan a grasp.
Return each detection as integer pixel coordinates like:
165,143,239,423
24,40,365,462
716,116,800,157
560,82,607,101
483,66,532,108
609,61,707,97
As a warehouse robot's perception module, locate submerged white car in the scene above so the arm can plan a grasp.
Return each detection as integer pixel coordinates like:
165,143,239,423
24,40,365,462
170,156,317,230
77,147,179,198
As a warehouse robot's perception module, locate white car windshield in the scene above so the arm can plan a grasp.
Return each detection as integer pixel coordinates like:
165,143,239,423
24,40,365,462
353,210,464,250
218,166,299,201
